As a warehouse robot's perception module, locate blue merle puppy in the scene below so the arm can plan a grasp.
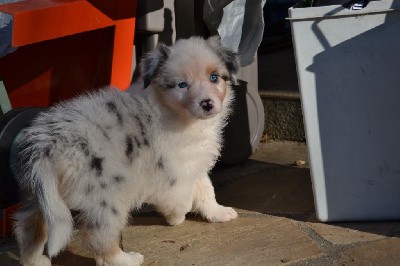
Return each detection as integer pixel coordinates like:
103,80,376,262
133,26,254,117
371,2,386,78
14,36,239,266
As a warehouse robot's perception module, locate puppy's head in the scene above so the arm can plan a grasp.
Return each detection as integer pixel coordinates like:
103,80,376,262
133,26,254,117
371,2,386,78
140,36,239,120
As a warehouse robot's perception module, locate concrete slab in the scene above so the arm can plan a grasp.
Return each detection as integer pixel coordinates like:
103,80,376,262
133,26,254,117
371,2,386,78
305,221,397,245
213,141,313,217
215,167,315,216
121,216,324,266
251,141,308,167
334,238,400,265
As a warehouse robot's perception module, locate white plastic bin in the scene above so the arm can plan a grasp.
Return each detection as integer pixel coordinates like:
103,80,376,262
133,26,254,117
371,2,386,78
288,0,400,221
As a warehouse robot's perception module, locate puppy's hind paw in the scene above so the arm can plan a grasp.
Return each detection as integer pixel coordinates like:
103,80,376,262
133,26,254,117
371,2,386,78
97,250,144,266
206,205,238,223
21,255,51,266
127,252,144,265
166,214,186,226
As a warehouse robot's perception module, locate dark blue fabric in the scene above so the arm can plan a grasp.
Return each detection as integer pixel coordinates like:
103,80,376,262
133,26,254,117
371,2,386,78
0,20,17,58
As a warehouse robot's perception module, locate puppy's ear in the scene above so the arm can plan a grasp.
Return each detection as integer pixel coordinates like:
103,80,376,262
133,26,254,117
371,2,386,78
206,36,240,84
140,43,170,89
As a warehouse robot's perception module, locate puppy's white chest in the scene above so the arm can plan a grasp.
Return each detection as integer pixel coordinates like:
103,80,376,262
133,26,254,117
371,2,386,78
159,132,218,177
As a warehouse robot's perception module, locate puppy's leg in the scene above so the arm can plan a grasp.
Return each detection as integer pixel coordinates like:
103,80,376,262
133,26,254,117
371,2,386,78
80,208,143,266
82,227,143,266
96,248,144,266
163,202,192,226
192,175,238,223
156,186,194,226
14,205,51,266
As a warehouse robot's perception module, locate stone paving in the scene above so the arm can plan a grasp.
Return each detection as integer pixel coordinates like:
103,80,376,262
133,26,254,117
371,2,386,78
1,141,400,265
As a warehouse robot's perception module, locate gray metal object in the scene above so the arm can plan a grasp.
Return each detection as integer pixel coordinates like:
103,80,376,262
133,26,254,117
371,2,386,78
0,108,46,204
237,59,265,155
136,0,165,33
0,80,12,115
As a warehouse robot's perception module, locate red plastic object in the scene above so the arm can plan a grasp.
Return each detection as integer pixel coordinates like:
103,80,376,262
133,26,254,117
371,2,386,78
0,0,137,108
0,204,20,238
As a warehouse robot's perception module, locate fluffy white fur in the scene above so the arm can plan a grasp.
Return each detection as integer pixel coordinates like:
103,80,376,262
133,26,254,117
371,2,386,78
13,36,239,266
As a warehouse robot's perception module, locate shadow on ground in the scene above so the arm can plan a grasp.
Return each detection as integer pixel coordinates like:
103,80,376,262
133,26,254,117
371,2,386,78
52,251,96,266
212,159,315,219
212,158,400,239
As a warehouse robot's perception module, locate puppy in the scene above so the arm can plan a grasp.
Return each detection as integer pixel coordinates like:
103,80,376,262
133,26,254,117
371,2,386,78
14,36,239,266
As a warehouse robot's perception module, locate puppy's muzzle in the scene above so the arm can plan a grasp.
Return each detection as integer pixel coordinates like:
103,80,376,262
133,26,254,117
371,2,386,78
200,99,214,112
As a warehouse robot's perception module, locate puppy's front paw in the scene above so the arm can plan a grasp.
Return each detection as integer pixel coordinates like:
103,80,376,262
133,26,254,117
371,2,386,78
166,214,186,226
206,205,238,223
97,251,144,266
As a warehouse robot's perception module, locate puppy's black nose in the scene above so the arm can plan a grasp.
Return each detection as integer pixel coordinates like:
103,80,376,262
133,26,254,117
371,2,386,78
200,99,214,112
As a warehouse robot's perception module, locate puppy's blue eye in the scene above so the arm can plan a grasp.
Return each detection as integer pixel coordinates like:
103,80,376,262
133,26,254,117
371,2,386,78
178,81,188,88
210,74,218,83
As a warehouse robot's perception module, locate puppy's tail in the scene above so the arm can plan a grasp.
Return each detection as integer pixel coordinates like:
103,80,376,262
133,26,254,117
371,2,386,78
30,158,73,258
